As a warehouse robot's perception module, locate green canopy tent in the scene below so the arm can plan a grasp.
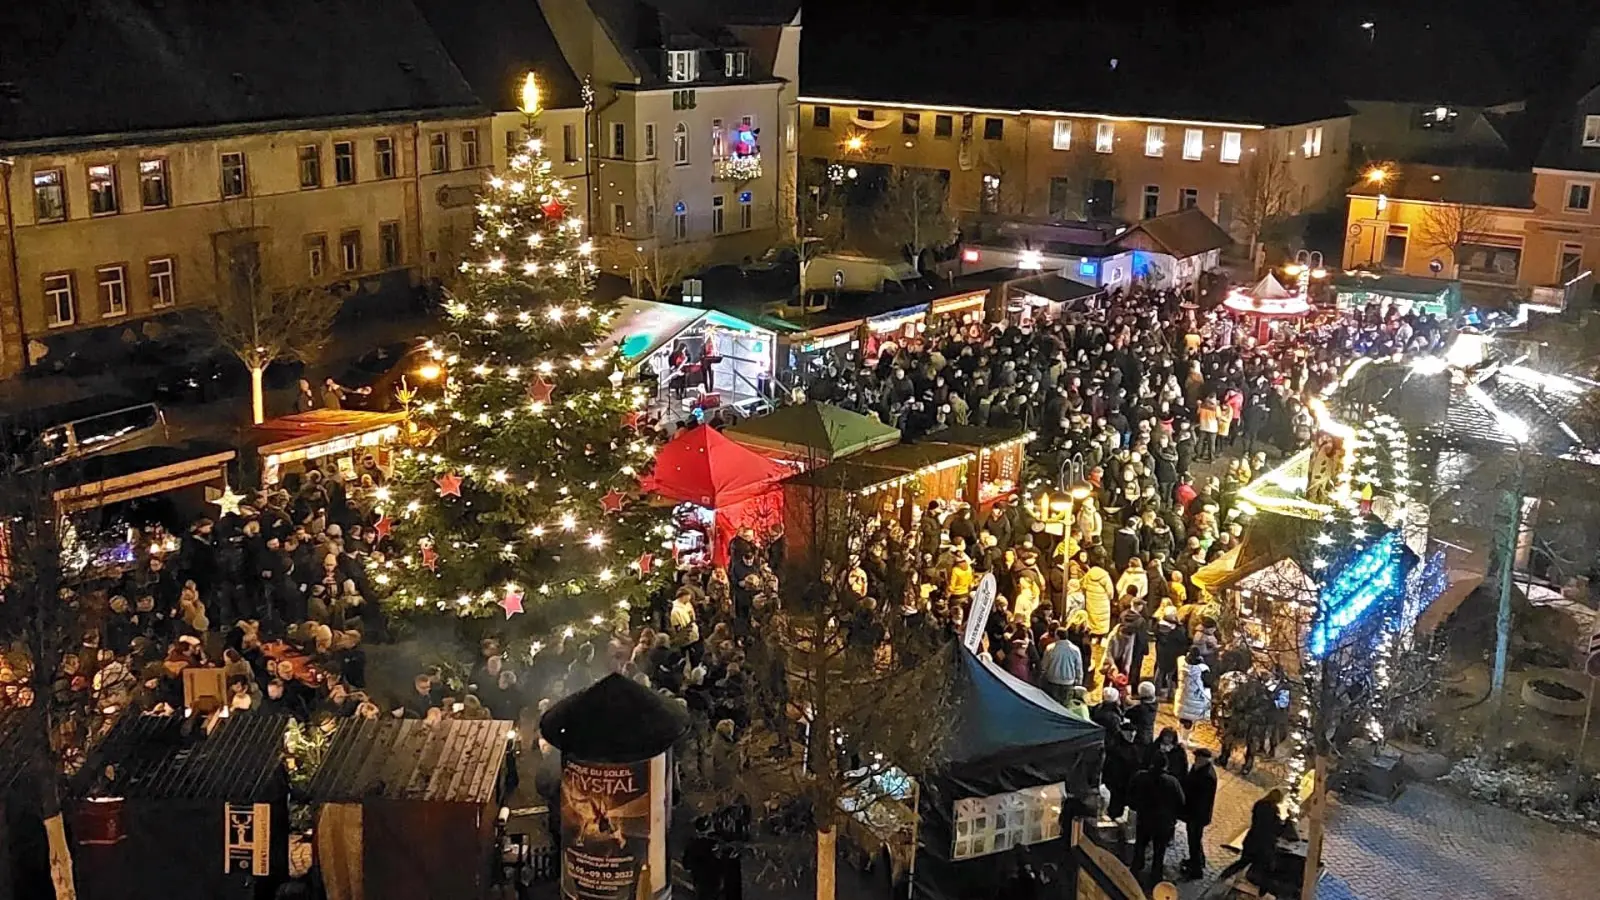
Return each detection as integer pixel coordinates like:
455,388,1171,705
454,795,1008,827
723,401,901,465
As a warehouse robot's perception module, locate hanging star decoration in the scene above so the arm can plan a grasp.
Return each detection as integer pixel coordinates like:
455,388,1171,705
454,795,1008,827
601,489,627,513
622,410,643,430
421,544,439,571
435,472,464,498
211,486,247,516
636,552,655,576
541,197,566,221
500,586,525,619
373,513,393,541
527,376,555,403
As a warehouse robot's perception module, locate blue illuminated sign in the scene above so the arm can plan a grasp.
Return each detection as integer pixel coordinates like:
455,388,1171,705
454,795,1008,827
1078,259,1097,278
1309,531,1403,658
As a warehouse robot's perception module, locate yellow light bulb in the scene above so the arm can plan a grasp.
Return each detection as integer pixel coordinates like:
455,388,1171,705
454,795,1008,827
519,72,542,116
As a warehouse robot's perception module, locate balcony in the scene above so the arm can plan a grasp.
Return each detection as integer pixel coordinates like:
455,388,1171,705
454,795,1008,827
712,152,762,182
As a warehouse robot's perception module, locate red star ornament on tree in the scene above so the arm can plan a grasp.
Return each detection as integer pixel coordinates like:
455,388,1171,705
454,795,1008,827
635,552,655,576
499,587,525,619
601,489,627,513
435,472,464,498
541,197,567,221
622,409,643,430
527,376,555,404
373,514,393,541
420,544,439,571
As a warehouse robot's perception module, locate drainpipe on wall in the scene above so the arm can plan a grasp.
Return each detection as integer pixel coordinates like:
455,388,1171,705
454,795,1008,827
409,123,427,285
0,158,26,377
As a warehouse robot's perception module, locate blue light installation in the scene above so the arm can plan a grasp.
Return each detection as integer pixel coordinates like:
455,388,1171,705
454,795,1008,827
1309,530,1403,658
1402,549,1447,635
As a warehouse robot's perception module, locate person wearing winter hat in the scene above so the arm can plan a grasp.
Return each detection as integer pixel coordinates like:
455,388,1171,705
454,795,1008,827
1124,680,1159,746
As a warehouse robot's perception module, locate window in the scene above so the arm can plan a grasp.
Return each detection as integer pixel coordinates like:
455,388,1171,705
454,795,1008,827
332,141,356,185
1302,126,1324,158
294,145,320,189
339,229,362,272
1220,131,1243,164
672,89,698,111
306,235,328,279
724,50,747,78
673,123,689,165
611,122,627,159
645,203,656,236
612,203,627,235
1095,122,1114,153
813,106,831,128
1414,105,1458,132
1567,181,1593,212
1144,125,1165,157
96,265,127,317
461,129,480,167
667,50,699,83
712,119,726,159
857,109,876,122
43,273,75,327
505,128,522,159
980,174,1001,214
1052,120,1072,151
1047,177,1072,218
645,123,657,160
935,114,953,138
1383,226,1408,269
221,151,248,198
902,112,921,135
951,784,1065,861
563,124,579,162
88,163,119,214
33,169,66,222
1182,128,1203,161
712,195,725,234
1584,116,1600,149
1087,179,1115,218
1180,187,1199,210
147,257,176,308
375,137,396,179
739,191,752,229
1216,192,1234,231
1561,242,1585,282
428,133,449,172
378,221,401,268
1142,184,1160,219
983,117,1004,140
673,201,688,240
138,159,170,208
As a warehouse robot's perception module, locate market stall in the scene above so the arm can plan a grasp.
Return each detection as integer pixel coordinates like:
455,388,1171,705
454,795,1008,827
308,718,516,900
724,401,901,468
908,643,1103,900
640,425,790,565
1003,273,1103,328
926,289,990,332
782,319,862,392
862,303,930,366
781,442,973,563
599,298,777,419
922,427,1033,512
1332,272,1461,320
1223,274,1313,344
253,410,405,487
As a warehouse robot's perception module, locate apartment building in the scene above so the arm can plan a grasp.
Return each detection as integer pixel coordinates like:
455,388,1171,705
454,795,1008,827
0,0,490,376
538,0,802,278
797,97,1350,239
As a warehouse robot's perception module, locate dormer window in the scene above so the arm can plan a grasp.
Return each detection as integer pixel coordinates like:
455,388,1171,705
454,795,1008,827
1414,105,1458,132
667,50,698,84
1583,115,1600,148
724,50,748,78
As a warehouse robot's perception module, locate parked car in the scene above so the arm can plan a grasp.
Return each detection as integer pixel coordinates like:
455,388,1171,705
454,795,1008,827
739,247,799,276
1,396,169,470
332,341,439,411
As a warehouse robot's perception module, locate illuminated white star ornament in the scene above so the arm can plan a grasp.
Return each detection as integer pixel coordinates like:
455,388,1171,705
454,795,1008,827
211,486,246,516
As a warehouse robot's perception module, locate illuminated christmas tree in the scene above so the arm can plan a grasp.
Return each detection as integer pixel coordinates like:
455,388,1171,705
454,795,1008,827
376,75,670,625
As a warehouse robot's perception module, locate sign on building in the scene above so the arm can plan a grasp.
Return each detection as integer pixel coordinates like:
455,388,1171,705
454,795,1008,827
224,803,271,876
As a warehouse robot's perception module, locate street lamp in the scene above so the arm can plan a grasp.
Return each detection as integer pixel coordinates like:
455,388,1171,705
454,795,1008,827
1285,249,1326,302
1364,166,1388,185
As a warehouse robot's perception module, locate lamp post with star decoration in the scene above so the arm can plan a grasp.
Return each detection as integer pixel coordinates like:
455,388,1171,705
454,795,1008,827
372,72,675,627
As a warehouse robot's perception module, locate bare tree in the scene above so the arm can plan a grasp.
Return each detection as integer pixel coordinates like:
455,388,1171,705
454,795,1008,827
1054,151,1121,221
1236,140,1298,269
873,167,957,271
598,164,710,300
1418,200,1495,278
787,164,847,299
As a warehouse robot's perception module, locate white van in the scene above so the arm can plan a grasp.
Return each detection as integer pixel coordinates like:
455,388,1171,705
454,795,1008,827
803,253,922,293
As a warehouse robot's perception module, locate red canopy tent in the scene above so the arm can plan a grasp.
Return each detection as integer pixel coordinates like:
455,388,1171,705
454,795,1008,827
642,426,789,564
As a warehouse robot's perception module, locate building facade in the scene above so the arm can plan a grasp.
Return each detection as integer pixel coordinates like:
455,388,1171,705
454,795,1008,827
796,97,1351,236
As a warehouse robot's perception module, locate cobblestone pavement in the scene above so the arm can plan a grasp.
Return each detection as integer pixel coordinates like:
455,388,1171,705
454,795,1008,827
1132,712,1600,900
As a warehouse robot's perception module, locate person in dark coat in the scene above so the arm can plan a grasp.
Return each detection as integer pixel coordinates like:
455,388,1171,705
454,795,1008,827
1217,788,1295,883
1145,726,1189,779
1102,720,1140,823
1181,748,1218,879
1127,758,1186,883
1123,680,1159,747
684,815,722,900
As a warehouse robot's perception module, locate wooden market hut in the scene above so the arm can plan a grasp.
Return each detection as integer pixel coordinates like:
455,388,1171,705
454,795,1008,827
921,425,1033,513
308,718,516,900
68,712,292,900
723,401,901,467
250,410,406,486
782,442,975,563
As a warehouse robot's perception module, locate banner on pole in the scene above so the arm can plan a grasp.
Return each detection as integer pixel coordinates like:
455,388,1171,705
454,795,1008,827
962,573,998,653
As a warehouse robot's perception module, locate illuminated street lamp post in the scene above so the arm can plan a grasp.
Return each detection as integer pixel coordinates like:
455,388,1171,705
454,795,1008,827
1282,249,1327,304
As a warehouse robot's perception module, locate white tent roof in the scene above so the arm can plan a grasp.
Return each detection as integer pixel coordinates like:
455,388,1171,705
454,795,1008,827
1251,273,1294,300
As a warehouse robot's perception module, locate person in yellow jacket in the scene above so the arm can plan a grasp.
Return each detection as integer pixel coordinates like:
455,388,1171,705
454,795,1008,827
947,551,975,601
1081,551,1115,676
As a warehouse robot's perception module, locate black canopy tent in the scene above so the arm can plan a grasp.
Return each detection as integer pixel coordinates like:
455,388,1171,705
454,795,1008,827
911,644,1103,900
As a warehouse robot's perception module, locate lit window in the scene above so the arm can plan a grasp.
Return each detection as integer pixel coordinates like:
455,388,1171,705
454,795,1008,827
461,129,481,167
1566,182,1593,212
221,152,248,198
298,145,322,189
951,784,1064,860
712,118,725,160
33,169,66,222
1584,116,1600,149
97,265,127,317
1052,120,1072,151
1182,128,1203,161
667,50,699,83
1144,125,1165,157
1095,122,1114,154
1142,184,1160,219
139,159,170,208
1220,131,1243,164
724,50,747,78
1302,126,1323,158
429,133,449,172
712,195,725,234
340,229,362,272
980,174,1001,214
148,258,176,308
673,123,689,165
88,163,119,214
334,141,356,185
44,273,75,327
